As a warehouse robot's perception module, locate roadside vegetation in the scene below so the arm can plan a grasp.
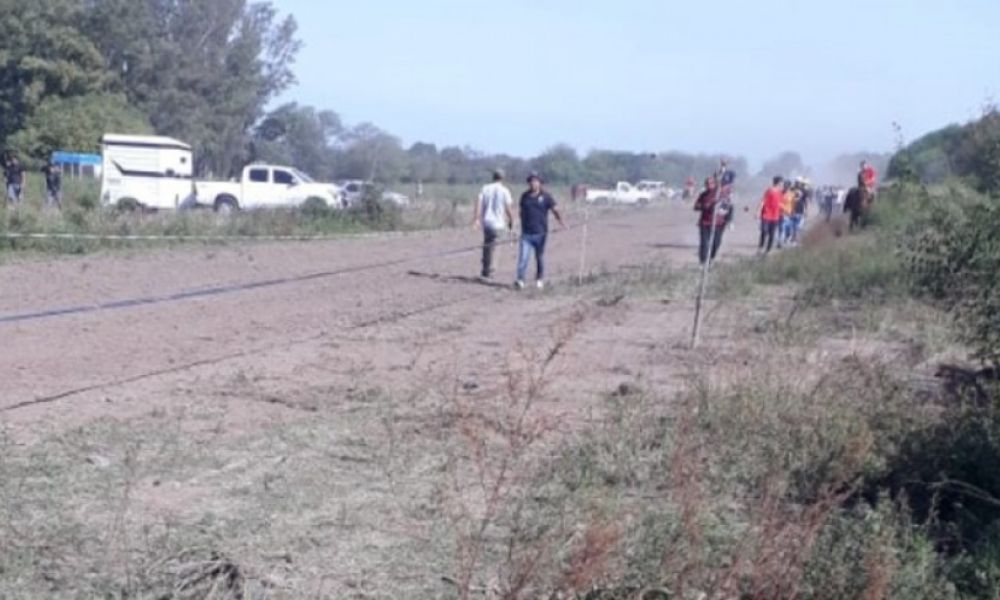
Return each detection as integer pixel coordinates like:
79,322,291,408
0,176,470,258
430,149,999,596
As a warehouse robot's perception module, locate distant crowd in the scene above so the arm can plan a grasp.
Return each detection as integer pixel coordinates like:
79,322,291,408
692,160,878,264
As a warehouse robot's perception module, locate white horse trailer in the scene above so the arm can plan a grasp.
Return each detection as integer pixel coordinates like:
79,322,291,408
100,134,194,210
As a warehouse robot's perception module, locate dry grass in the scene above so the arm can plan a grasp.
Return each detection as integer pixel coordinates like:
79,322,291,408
0,229,976,599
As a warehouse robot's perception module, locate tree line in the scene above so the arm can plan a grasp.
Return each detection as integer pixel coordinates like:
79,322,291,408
3,0,876,188
889,106,1000,195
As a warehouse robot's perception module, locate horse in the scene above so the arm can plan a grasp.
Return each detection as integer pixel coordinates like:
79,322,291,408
843,186,875,231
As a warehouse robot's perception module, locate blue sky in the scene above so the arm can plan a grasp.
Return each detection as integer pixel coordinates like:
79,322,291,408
273,0,998,168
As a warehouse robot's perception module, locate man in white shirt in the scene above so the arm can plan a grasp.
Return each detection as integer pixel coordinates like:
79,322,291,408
472,168,514,280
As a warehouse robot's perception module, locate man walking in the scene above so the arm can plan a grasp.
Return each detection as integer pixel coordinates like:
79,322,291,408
790,178,810,244
694,176,728,265
758,176,784,254
5,153,24,204
472,168,514,280
42,160,62,209
515,172,565,290
779,180,797,248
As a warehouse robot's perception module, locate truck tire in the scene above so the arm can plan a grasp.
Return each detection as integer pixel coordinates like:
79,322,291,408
214,195,239,214
116,197,141,213
301,197,330,218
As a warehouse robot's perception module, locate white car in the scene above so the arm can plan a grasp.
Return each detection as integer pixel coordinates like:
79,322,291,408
340,180,410,207
381,191,411,207
636,180,677,200
195,165,343,212
585,181,654,205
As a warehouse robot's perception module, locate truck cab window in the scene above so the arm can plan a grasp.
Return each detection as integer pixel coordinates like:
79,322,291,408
273,170,295,185
248,169,268,183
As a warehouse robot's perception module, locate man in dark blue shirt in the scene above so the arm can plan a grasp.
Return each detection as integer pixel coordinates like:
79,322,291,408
516,172,565,290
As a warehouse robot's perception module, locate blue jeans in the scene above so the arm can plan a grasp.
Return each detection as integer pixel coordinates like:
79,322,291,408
516,233,547,281
779,216,794,245
790,214,804,241
6,184,21,203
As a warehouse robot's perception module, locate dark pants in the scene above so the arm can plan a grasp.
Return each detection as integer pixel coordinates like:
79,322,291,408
698,224,725,264
47,185,62,207
759,220,779,252
481,227,499,277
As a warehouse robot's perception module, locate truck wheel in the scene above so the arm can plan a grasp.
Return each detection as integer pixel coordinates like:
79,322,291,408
214,196,239,214
116,198,141,213
301,197,330,218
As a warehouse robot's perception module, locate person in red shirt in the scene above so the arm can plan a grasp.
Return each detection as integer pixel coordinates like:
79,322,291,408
758,176,784,254
694,176,728,264
859,161,877,192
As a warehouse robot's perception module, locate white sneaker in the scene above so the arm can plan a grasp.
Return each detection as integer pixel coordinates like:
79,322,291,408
514,280,525,290
536,280,545,290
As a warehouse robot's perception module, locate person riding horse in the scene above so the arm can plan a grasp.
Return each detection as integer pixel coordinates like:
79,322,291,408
845,161,878,231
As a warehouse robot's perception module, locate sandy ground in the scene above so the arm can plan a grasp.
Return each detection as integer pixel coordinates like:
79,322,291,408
0,201,757,431
0,200,763,596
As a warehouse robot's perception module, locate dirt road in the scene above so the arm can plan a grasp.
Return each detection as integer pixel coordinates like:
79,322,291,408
0,202,754,428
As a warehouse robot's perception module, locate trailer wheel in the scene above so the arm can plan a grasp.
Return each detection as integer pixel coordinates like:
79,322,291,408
214,196,239,214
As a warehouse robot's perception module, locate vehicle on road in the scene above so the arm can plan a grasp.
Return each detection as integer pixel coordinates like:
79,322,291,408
340,180,411,207
100,134,195,210
195,164,343,213
585,181,654,205
636,180,678,200
381,191,411,207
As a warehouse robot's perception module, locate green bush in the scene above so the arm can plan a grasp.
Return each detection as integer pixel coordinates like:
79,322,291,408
903,194,1000,367
742,236,907,307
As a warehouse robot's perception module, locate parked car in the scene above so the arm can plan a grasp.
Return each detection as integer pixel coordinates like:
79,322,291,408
585,181,654,205
339,180,410,207
195,164,343,212
339,180,367,206
381,190,411,207
636,180,677,200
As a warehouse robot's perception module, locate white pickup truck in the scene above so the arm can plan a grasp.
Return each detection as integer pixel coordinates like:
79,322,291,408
194,164,343,212
585,181,654,205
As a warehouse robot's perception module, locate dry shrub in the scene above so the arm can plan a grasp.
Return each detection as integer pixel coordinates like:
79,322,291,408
484,353,952,599
443,312,592,599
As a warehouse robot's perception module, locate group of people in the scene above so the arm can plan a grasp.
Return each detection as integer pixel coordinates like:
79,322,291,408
694,158,880,263
692,160,738,265
756,176,813,253
3,152,63,208
472,169,565,290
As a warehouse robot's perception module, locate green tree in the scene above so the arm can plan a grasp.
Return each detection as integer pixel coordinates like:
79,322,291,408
252,103,342,179
84,0,301,177
334,123,406,183
6,93,151,160
0,0,110,143
532,144,582,184
406,142,444,184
